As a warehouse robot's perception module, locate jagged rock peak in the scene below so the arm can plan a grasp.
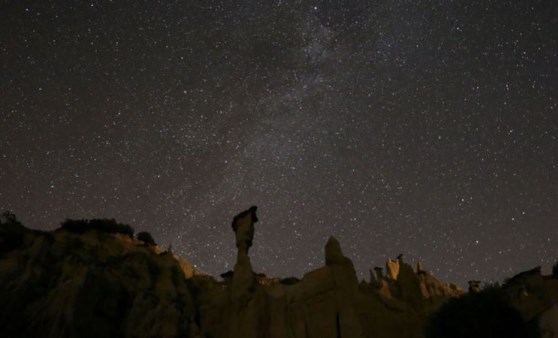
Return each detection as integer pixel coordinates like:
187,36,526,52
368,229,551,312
231,206,258,253
325,236,351,266
231,206,258,231
386,258,400,280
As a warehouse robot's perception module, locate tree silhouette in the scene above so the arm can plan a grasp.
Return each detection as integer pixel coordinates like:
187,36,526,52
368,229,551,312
61,219,134,237
1,211,19,224
425,287,537,338
137,231,156,246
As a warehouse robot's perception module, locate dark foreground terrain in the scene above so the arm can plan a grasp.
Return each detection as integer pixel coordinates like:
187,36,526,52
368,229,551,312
0,210,556,338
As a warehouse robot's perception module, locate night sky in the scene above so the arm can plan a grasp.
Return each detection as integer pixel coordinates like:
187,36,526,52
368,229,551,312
1,0,557,286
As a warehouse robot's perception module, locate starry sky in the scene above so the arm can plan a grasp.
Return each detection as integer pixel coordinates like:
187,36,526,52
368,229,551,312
1,0,557,286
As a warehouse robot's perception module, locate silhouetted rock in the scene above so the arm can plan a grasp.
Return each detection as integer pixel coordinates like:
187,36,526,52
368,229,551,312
374,266,384,279
231,205,257,254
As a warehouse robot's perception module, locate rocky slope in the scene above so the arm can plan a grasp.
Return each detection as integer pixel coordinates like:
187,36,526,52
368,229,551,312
0,209,555,338
0,216,198,338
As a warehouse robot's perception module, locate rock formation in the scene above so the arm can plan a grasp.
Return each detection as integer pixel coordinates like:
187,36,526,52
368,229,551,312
0,217,197,338
386,258,400,280
228,206,260,337
426,267,558,338
0,209,555,338
231,206,257,254
539,303,558,338
501,266,558,331
373,266,384,279
190,209,464,338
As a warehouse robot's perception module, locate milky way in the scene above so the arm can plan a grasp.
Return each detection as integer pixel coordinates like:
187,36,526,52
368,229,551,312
1,0,557,285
